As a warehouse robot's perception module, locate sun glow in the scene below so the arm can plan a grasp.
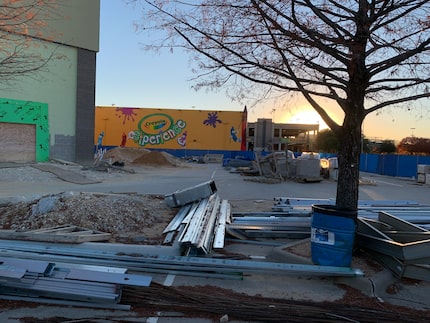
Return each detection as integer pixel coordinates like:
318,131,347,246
285,108,329,130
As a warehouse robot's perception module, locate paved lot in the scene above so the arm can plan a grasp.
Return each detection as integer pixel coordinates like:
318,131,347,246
1,162,430,322
2,162,429,204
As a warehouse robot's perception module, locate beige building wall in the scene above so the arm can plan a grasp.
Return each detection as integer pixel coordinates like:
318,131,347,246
50,0,100,51
0,0,100,163
25,0,100,51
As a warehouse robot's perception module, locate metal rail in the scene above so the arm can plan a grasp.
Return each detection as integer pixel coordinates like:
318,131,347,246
0,240,363,278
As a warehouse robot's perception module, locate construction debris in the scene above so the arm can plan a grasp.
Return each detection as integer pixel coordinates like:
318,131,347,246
0,256,151,309
0,240,363,281
357,212,430,282
203,153,224,163
0,192,175,244
1,176,430,312
227,214,311,240
272,197,430,226
268,196,430,281
164,180,218,208
232,151,324,182
163,189,230,254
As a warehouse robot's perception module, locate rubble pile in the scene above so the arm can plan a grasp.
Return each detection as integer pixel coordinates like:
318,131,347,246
0,192,176,244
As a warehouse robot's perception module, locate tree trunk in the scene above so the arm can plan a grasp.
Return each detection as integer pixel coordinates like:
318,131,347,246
335,122,362,210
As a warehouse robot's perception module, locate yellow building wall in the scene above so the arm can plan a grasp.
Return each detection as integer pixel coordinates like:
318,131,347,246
95,107,245,150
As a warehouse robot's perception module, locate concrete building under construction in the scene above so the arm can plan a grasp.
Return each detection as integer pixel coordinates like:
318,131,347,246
247,119,319,153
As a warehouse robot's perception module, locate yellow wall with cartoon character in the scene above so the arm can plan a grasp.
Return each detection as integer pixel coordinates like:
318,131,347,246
95,107,246,150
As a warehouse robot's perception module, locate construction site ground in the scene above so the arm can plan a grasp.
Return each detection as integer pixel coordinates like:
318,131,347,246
0,148,430,322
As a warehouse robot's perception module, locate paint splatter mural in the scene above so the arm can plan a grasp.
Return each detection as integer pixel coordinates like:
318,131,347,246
115,107,137,124
203,111,222,128
230,126,241,142
177,130,187,146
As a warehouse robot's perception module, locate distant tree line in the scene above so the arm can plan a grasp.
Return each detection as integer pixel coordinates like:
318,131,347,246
397,137,430,155
315,130,430,155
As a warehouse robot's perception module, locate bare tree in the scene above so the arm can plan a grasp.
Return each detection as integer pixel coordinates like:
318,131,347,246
398,137,430,155
0,0,59,85
132,0,430,209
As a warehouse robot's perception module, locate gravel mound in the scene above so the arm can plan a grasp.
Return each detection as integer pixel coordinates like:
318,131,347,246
0,192,177,244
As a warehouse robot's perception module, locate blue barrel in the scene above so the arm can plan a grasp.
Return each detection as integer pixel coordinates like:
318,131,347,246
311,205,357,267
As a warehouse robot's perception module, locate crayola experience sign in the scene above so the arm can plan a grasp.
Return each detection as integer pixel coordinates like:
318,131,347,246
129,113,186,147
95,106,245,150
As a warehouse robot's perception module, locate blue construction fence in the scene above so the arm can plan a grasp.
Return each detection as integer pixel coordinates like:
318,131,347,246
135,148,301,165
146,148,256,162
360,154,430,178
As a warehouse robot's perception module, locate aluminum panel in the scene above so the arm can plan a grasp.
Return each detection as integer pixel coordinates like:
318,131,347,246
66,268,151,287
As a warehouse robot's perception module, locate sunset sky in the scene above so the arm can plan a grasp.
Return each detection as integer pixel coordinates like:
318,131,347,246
96,0,429,142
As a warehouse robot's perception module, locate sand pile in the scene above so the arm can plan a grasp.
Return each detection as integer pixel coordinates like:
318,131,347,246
104,147,150,163
104,147,184,167
132,151,182,167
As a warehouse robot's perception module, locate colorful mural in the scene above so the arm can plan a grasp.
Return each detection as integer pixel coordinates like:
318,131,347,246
0,98,49,161
95,107,246,151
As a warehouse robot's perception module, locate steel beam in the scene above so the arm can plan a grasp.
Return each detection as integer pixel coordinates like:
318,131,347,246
213,199,230,249
162,203,192,233
378,211,427,233
0,241,363,278
357,217,430,261
164,180,217,207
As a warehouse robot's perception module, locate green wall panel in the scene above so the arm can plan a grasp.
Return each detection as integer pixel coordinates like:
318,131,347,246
0,98,49,161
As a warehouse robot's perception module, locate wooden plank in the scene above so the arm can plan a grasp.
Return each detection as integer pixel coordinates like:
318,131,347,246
0,225,111,243
25,225,80,233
